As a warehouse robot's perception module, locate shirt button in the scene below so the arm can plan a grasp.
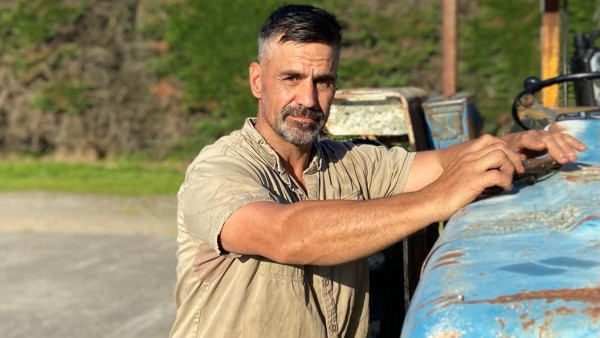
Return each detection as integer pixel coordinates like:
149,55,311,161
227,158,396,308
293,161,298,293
322,279,330,287
329,324,338,333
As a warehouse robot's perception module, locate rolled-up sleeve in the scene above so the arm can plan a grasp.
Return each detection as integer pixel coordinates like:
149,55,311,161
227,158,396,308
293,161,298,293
178,154,274,255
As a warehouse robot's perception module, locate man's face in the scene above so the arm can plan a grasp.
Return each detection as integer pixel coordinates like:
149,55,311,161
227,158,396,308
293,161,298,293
250,39,338,146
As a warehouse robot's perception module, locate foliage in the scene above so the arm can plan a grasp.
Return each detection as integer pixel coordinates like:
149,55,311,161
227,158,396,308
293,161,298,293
157,0,599,144
154,0,279,152
459,1,599,134
0,0,86,79
0,161,183,196
459,0,541,133
0,0,85,51
30,80,94,115
336,2,441,90
155,0,442,152
0,0,189,160
1,0,599,161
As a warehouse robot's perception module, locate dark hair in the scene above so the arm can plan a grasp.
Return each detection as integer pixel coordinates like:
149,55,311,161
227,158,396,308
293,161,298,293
257,5,341,61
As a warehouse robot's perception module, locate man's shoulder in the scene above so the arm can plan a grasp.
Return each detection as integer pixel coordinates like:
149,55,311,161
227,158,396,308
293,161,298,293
186,124,269,174
194,118,262,160
317,139,387,158
198,128,246,159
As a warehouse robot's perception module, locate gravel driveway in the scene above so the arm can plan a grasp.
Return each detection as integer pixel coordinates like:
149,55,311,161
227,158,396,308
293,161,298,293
0,191,178,338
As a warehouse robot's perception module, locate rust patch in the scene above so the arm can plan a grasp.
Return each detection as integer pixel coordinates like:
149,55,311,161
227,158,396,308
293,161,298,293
563,165,600,183
433,261,461,269
418,294,459,311
520,313,528,320
496,317,506,330
433,252,465,270
538,315,553,338
522,318,536,329
582,306,600,323
425,287,600,317
438,252,466,260
569,214,600,230
463,287,600,305
543,306,577,317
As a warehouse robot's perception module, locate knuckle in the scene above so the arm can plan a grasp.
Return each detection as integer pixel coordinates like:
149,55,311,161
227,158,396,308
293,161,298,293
526,130,538,137
478,134,496,144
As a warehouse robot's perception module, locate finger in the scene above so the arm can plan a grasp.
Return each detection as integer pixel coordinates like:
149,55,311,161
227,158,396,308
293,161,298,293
489,148,517,179
543,133,580,163
518,130,549,152
468,134,505,152
471,148,517,179
469,166,513,192
483,142,525,173
561,133,587,152
483,169,513,191
552,133,580,162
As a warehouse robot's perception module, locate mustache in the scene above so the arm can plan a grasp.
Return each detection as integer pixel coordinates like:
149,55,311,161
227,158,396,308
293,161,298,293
281,106,324,121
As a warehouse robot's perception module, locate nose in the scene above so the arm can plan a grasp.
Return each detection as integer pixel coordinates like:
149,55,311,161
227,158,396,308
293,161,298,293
295,79,317,108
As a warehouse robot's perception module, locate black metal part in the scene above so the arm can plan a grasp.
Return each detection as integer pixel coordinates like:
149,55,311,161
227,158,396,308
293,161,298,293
512,72,600,130
571,30,600,105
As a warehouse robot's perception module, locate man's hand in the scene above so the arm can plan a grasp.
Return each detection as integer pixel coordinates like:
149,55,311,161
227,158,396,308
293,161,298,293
409,128,587,222
501,128,587,164
418,135,525,221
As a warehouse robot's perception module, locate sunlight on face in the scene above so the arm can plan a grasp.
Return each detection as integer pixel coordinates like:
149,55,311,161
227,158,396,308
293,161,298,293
258,39,338,145
274,105,327,145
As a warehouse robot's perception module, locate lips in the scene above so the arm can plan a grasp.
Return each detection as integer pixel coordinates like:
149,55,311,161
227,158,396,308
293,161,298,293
289,115,316,123
281,106,324,125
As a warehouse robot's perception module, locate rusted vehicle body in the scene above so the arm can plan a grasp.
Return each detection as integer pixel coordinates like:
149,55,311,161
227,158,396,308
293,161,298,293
326,62,600,338
401,118,600,337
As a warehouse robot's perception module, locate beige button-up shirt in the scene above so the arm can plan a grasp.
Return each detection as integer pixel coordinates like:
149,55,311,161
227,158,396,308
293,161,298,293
171,118,414,338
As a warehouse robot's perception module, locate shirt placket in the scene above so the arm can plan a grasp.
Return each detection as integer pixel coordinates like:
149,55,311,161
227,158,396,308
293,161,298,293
317,266,339,337
305,160,338,336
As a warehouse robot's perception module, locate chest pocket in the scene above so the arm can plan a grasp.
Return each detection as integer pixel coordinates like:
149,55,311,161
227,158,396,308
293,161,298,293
257,259,305,283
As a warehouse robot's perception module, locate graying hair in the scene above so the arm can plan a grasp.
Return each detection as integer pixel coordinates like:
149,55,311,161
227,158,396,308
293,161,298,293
257,5,341,62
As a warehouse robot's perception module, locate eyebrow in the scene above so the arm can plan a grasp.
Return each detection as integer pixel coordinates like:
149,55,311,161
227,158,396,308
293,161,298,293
279,70,336,82
314,73,337,83
279,70,304,78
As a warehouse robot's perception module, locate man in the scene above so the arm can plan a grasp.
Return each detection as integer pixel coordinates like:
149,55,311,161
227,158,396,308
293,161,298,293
170,5,586,338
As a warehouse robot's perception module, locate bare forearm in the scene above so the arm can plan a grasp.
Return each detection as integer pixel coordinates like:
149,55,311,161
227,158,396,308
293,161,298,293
222,190,441,266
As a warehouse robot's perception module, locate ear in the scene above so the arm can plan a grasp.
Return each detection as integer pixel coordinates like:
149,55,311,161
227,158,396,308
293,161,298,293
249,62,262,99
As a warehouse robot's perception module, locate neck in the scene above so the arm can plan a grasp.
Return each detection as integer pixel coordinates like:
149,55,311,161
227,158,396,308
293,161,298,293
279,144,313,193
254,118,313,192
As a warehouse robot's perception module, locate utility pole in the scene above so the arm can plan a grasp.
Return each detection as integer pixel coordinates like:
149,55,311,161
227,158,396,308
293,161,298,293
442,0,457,99
541,0,561,106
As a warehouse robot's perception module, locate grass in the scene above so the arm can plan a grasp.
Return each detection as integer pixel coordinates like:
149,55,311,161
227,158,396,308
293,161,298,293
0,161,185,196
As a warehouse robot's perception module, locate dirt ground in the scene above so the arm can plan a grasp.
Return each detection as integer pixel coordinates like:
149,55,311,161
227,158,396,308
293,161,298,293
0,191,178,338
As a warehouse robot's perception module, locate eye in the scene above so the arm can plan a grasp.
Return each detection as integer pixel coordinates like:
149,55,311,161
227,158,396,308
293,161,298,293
284,75,300,82
316,80,335,91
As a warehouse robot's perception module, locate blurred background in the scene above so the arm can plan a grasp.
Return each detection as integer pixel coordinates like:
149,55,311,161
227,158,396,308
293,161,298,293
0,0,599,337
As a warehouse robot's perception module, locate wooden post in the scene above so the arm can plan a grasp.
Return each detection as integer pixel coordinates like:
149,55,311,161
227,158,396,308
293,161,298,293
541,0,560,106
442,0,457,99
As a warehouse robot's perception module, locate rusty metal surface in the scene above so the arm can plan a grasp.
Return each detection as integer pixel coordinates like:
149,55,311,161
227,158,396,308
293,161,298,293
401,119,600,337
422,93,480,149
326,87,428,148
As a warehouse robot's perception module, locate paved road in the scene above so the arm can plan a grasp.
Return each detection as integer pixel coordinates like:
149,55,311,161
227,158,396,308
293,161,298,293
0,191,178,338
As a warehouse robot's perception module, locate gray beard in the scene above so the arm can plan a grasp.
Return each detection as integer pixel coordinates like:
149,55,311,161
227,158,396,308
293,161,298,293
274,106,326,145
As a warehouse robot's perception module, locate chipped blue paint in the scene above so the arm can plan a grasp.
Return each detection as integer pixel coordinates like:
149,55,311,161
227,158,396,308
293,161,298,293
401,119,600,337
422,94,483,149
